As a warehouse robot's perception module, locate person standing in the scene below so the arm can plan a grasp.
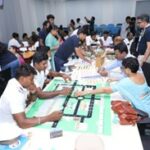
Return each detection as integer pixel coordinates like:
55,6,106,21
137,14,150,86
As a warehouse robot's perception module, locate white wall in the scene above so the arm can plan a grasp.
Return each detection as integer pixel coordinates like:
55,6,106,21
0,0,144,43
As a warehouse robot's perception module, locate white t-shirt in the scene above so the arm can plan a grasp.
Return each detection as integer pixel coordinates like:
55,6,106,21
34,69,46,89
100,36,113,47
86,35,100,46
0,78,28,141
8,38,21,49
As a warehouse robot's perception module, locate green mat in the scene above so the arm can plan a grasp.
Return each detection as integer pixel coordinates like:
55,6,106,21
26,78,112,135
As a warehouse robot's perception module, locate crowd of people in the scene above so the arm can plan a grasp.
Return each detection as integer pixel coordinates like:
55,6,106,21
0,13,150,147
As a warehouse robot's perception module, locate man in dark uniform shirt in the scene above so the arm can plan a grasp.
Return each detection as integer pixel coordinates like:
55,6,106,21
54,29,89,71
137,14,150,86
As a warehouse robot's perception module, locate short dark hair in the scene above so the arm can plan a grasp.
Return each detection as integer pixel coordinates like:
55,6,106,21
77,28,87,35
103,31,109,35
47,25,58,32
36,46,50,54
126,16,131,20
114,43,128,54
43,20,49,26
76,18,80,23
15,64,36,79
22,33,28,39
33,51,48,64
47,14,55,20
12,32,19,38
137,14,150,23
122,57,139,73
90,31,97,36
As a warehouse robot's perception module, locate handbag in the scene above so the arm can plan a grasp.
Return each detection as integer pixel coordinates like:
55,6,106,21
111,100,141,125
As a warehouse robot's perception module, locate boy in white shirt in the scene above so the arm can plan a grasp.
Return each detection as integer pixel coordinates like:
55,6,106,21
100,31,113,48
0,64,63,145
32,51,71,99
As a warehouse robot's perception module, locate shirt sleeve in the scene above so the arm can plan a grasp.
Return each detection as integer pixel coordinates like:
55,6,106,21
104,59,122,71
8,92,26,114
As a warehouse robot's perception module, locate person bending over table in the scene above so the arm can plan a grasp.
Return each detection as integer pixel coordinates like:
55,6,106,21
76,57,150,116
0,64,63,145
54,28,90,72
31,51,71,99
98,43,134,80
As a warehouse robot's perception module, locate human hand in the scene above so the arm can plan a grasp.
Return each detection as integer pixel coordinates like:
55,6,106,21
75,91,86,97
60,87,72,95
98,69,108,76
48,111,63,122
62,74,72,82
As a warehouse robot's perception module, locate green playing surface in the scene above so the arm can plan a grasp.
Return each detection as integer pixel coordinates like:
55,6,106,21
26,78,112,135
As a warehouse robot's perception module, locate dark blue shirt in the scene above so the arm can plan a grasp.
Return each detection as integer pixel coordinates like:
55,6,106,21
55,35,80,61
39,28,48,43
138,26,150,55
0,50,17,67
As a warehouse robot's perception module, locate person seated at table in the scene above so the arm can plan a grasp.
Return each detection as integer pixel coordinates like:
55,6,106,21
54,28,90,72
8,32,23,50
76,57,150,116
45,25,60,56
22,33,29,47
100,31,113,48
0,42,20,77
31,51,71,99
98,42,134,79
113,36,124,46
0,64,63,145
86,31,102,51
124,32,134,54
36,46,71,81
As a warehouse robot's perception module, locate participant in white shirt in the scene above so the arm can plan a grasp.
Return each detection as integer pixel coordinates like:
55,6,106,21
124,32,134,54
0,64,63,144
86,31,101,47
8,33,22,49
32,51,71,99
100,31,113,47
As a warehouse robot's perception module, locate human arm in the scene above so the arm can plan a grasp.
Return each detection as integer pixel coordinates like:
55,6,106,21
75,47,91,63
48,71,71,81
36,87,72,99
13,111,62,129
75,87,113,97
